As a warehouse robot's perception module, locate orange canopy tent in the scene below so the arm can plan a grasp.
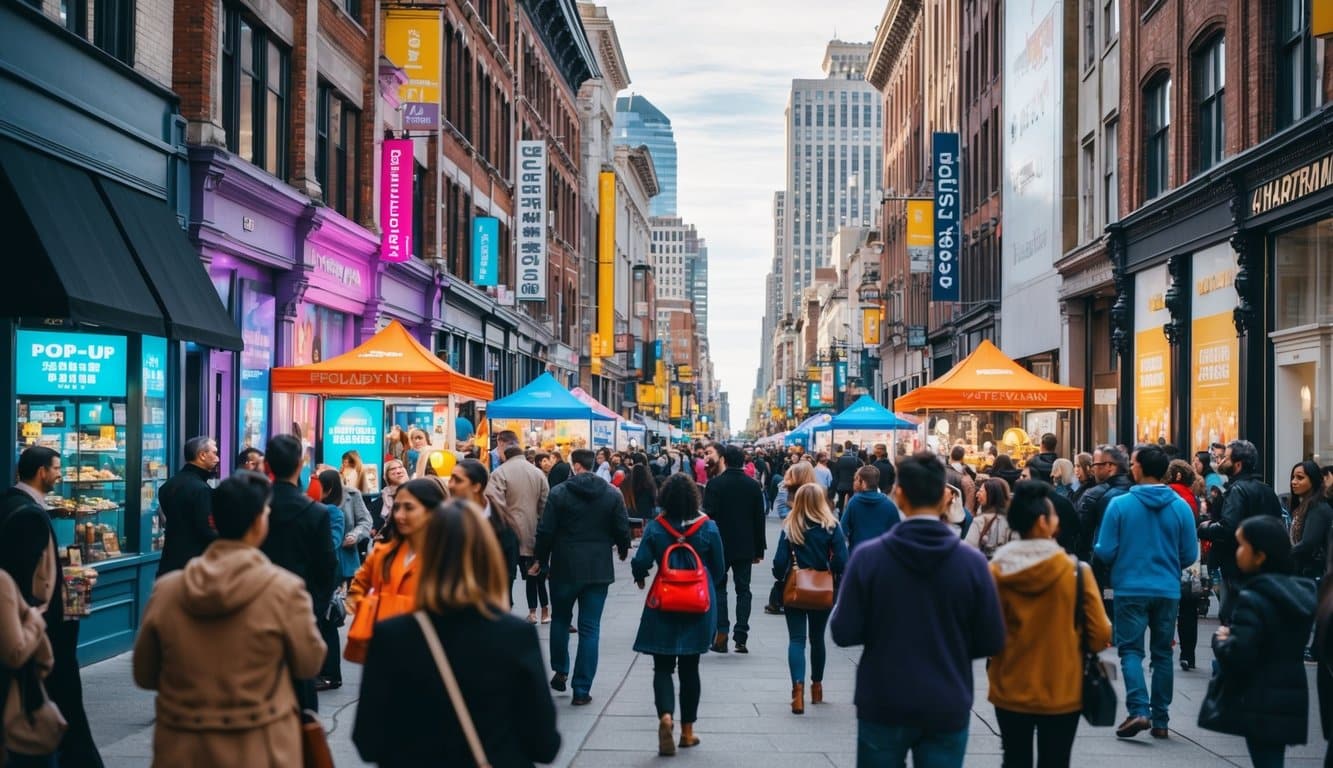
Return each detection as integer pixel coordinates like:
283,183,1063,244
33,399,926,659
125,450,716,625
894,339,1083,412
270,319,493,401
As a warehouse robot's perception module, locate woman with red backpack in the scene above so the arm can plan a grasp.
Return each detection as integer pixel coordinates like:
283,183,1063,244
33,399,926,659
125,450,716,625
632,473,727,757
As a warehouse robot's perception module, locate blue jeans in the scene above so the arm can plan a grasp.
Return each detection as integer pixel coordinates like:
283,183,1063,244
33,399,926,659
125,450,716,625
1114,595,1179,727
784,607,830,683
857,720,968,768
548,581,609,697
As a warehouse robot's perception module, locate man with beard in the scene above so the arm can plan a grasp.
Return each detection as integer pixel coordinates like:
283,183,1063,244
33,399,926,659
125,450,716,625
703,444,766,653
1198,439,1282,615
1078,445,1133,612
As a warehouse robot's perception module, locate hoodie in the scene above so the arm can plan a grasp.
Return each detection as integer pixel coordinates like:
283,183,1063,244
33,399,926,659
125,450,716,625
1093,484,1199,599
987,540,1111,715
841,490,901,552
830,517,1006,732
182,540,280,619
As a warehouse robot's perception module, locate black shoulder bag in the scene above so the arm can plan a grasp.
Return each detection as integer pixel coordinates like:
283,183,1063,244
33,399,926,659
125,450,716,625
1073,556,1117,726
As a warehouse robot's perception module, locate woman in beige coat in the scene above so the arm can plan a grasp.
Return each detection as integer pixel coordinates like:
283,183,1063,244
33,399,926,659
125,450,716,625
133,472,326,768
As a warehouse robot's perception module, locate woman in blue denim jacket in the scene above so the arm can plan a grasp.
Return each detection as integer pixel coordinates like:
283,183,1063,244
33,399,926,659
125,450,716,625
772,484,848,715
632,474,727,757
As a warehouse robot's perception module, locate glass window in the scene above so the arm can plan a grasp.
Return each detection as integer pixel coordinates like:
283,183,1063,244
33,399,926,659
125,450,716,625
1144,76,1171,199
222,4,289,179
1104,119,1119,223
316,83,360,219
1195,36,1225,172
1277,0,1329,128
1083,0,1096,69
1274,219,1333,330
1103,0,1119,45
93,0,134,65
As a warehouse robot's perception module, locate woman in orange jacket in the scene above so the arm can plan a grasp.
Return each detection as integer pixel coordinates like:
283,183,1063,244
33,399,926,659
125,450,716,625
987,480,1112,768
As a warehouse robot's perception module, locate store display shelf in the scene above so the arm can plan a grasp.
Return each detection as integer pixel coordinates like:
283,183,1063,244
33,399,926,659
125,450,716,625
61,479,126,485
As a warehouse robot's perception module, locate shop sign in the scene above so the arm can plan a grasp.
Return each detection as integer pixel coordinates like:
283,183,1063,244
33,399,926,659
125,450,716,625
380,139,414,263
835,361,847,392
17,330,127,397
906,199,934,274
402,102,439,131
142,335,167,399
614,333,634,353
820,366,835,402
932,132,961,302
472,216,499,286
322,399,384,491
1189,244,1239,452
1249,151,1333,216
862,306,882,346
907,325,927,348
591,420,615,448
516,140,548,301
314,251,365,289
807,381,821,406
383,10,442,105
1133,265,1171,444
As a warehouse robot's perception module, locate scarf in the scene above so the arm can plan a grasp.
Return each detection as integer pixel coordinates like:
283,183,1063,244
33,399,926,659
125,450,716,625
1292,493,1315,545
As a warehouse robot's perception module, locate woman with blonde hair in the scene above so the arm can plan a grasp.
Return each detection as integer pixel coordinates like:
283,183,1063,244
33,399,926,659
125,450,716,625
765,461,819,615
771,484,849,715
353,499,560,766
406,428,431,477
1050,458,1077,501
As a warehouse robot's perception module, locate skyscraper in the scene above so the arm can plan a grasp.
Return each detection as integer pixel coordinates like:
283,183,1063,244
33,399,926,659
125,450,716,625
615,93,677,217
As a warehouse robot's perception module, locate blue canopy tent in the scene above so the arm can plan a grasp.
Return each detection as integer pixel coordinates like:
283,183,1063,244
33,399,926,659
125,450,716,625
784,413,832,448
484,373,615,449
813,395,916,453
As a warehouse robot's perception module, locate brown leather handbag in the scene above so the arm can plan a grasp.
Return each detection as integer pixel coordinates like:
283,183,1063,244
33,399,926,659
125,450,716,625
300,710,334,768
783,560,834,611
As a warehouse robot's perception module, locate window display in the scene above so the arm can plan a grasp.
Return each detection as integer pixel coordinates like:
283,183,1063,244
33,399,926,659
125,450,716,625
142,336,168,552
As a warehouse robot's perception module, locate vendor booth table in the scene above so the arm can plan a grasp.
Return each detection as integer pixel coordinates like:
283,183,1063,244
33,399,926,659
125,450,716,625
484,373,616,453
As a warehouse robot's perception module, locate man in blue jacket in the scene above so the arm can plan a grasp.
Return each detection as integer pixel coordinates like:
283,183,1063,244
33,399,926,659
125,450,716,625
831,452,1005,767
841,466,900,551
1094,444,1199,740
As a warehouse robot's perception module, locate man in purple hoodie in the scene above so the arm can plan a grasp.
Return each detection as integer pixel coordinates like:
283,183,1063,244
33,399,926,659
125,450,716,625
831,452,1006,767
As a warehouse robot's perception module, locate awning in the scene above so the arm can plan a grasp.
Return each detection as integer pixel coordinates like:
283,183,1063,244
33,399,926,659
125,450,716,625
894,340,1084,411
98,179,243,350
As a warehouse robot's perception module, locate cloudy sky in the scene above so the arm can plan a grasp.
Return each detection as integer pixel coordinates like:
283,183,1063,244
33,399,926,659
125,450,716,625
601,0,888,434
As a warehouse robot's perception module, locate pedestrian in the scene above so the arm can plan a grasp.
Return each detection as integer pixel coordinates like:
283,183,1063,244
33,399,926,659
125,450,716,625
622,462,658,541
773,484,848,715
548,449,572,488
156,436,220,577
1027,457,1081,556
947,445,976,512
1193,451,1226,493
377,459,410,533
340,450,371,494
325,469,373,586
133,472,326,768
0,446,103,767
964,478,1017,559
987,480,1111,768
385,424,409,466
1287,460,1331,580
813,453,834,497
595,447,613,482
406,428,431,477
258,434,337,713
1198,440,1282,615
833,441,862,513
1093,445,1198,739
631,474,726,756
236,447,264,473
831,452,1005,767
532,449,631,705
771,461,816,521
841,466,900,552
1077,445,1133,611
1163,460,1204,671
486,443,551,625
353,499,561,767
1050,458,1076,500
1070,452,1095,506
0,504,55,768
314,469,362,691
450,457,519,599
1204,515,1316,767
702,444,767,654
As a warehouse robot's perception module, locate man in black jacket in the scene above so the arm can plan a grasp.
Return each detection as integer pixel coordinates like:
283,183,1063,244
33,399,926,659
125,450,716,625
1026,451,1080,554
261,434,337,712
871,444,897,495
0,447,104,767
833,441,863,513
156,435,220,577
532,449,630,705
1199,439,1282,614
703,443,767,654
1078,444,1133,611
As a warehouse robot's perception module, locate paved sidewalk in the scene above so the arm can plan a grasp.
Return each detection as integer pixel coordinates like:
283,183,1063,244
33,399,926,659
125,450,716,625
89,518,1327,766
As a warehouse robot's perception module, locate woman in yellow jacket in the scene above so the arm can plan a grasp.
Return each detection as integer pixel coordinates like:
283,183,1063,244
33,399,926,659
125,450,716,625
987,480,1111,768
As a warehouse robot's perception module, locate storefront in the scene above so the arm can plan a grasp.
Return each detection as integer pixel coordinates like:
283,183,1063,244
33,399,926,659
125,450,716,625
1056,240,1118,448
1,2,240,662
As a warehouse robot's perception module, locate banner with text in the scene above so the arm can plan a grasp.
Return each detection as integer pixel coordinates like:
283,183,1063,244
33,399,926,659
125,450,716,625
907,199,934,274
383,10,441,106
516,140,548,301
472,216,499,286
322,398,384,492
1190,244,1239,452
932,132,961,301
380,139,413,262
1133,265,1171,444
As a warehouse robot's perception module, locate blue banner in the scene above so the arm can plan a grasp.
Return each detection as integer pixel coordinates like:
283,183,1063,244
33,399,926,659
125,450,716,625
932,132,961,302
835,361,847,393
472,217,499,286
16,330,127,397
143,336,167,399
323,399,385,488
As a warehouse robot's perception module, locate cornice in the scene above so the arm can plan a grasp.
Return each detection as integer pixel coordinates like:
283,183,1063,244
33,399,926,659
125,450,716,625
867,0,922,91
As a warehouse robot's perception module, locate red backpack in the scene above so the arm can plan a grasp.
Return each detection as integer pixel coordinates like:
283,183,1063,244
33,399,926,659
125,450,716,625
645,515,711,614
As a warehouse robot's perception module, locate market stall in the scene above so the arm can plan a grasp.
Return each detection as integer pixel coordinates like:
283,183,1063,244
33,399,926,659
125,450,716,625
893,340,1083,470
812,395,916,456
485,373,616,453
568,387,643,451
784,412,832,451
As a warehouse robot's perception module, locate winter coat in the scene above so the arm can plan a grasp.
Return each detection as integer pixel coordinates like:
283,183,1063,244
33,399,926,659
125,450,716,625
841,490,901,552
631,516,726,655
156,464,217,577
873,458,897,495
260,482,338,615
1291,496,1333,579
1075,472,1132,562
486,455,551,557
1200,472,1283,579
772,485,793,519
0,568,52,677
1094,484,1199,599
703,467,768,562
833,454,862,492
964,511,1019,559
772,522,849,593
345,539,419,618
534,472,631,587
132,540,326,768
547,460,572,488
988,540,1111,715
1210,573,1317,745
336,488,372,580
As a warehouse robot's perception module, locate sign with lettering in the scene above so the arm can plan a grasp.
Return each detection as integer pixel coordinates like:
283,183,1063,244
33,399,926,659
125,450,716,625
516,140,548,301
907,199,934,274
1250,151,1333,216
1190,244,1239,452
383,10,442,105
1133,265,1171,444
16,330,127,396
380,139,414,263
932,132,961,301
322,399,384,490
472,216,499,286
402,102,439,131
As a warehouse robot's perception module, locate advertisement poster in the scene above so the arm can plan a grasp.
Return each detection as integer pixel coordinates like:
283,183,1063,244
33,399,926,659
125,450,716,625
238,284,274,451
1134,265,1171,444
382,10,442,105
380,139,414,262
1190,245,1239,452
323,399,384,491
820,366,835,402
907,199,934,274
591,420,615,448
16,330,127,397
516,140,548,300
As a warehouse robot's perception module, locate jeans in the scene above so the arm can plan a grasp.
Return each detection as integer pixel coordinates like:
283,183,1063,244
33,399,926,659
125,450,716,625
716,560,753,644
519,556,549,611
784,607,830,683
1245,737,1285,768
994,708,1080,768
548,581,609,696
1114,596,1179,727
653,654,701,723
857,720,969,768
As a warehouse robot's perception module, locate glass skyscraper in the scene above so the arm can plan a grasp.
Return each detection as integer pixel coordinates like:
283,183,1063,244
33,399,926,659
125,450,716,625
614,93,677,217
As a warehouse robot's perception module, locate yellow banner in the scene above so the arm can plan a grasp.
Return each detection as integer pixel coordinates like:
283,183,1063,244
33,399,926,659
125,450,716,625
1190,311,1239,452
597,172,616,357
1317,0,1333,37
670,387,682,419
906,200,933,247
863,306,881,346
384,10,442,105
1134,328,1170,444
637,384,656,406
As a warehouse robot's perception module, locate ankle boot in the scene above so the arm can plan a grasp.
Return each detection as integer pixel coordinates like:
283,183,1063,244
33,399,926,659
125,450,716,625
811,682,823,704
791,682,805,715
679,723,699,748
658,714,676,756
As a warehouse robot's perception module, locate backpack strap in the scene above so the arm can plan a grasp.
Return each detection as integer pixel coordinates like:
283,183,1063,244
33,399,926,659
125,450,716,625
657,514,709,543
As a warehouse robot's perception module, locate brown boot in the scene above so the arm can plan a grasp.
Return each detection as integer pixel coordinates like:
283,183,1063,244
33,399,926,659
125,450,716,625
679,723,700,748
658,714,676,756
710,632,728,653
811,682,823,704
791,682,805,715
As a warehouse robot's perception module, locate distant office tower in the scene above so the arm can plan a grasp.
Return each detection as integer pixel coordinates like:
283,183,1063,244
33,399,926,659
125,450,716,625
615,94,677,217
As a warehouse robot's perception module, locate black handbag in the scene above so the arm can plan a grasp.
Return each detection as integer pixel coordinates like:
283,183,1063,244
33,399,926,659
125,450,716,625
1197,672,1246,735
1073,557,1117,726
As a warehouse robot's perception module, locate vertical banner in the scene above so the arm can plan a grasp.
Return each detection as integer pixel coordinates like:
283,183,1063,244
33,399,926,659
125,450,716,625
932,132,961,301
472,216,499,286
516,140,548,301
380,139,414,262
906,199,934,273
383,10,442,128
820,366,835,402
1133,265,1171,444
862,306,881,345
597,171,616,357
835,361,847,393
1190,244,1239,452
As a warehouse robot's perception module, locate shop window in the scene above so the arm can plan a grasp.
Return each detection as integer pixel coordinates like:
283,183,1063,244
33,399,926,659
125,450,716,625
93,0,134,65
1274,219,1333,330
316,82,360,219
221,5,289,179
1194,36,1225,172
1144,75,1171,199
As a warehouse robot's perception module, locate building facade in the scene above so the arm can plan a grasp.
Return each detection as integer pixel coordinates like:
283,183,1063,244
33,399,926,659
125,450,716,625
614,93,677,216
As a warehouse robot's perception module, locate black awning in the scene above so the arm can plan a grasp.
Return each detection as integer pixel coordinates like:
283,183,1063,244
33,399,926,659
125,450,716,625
98,179,244,351
0,139,166,337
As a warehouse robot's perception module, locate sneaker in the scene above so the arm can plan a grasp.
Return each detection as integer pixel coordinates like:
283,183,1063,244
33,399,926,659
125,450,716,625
550,672,568,692
1115,716,1150,738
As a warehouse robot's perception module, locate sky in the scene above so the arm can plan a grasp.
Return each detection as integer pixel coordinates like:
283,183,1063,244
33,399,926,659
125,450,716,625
601,0,888,435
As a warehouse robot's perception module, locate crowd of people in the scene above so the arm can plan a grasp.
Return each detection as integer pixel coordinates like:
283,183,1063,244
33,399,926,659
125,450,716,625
5,429,1333,766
